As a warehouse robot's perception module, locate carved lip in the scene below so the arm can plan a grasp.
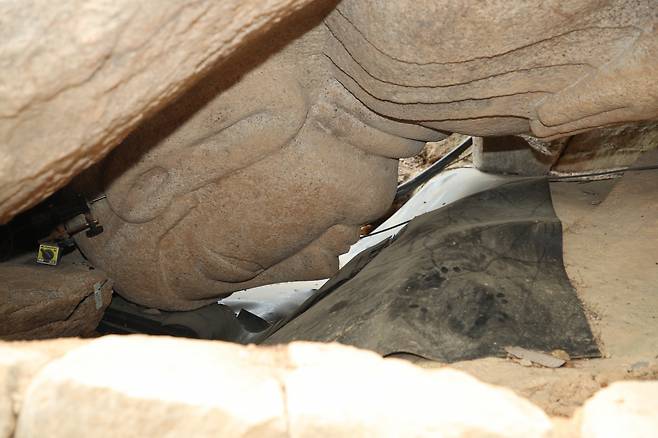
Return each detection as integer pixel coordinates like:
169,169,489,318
198,246,265,284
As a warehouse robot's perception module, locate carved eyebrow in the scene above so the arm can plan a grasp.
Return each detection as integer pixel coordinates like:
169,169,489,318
312,100,425,159
105,71,308,224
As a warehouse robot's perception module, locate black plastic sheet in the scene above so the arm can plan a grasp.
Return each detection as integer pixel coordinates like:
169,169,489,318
265,178,600,362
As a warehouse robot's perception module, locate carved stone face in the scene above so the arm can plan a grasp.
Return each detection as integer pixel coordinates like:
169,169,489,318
73,39,429,310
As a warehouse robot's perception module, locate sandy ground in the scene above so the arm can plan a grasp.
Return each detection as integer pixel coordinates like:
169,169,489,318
411,150,658,416
8,137,653,419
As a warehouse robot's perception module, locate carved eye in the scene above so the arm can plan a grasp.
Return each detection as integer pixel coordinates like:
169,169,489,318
104,70,308,224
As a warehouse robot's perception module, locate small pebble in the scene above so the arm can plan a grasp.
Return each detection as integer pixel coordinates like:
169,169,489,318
629,361,650,372
551,349,571,362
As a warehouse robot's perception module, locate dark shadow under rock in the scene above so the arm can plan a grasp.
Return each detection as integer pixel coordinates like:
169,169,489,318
0,252,112,340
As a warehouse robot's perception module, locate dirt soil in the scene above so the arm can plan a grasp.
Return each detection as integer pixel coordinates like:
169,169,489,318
398,134,472,184
413,150,658,417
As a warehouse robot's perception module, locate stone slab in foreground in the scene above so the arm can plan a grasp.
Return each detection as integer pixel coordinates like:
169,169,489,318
0,335,655,437
577,381,658,438
12,336,551,438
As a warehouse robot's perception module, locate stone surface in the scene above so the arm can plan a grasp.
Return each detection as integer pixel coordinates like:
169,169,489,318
328,0,658,138
473,136,565,176
13,336,553,438
0,339,83,438
71,7,434,311
0,0,321,224
3,0,657,228
15,336,290,438
531,25,658,140
3,0,656,311
72,1,658,311
578,381,658,438
5,335,658,437
552,121,658,174
0,254,112,340
284,343,553,437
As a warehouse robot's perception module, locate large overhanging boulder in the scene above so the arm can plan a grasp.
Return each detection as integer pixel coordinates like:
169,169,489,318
0,0,321,224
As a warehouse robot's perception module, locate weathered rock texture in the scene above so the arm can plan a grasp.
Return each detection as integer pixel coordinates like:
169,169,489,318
327,0,658,138
0,0,321,224
0,257,111,340
473,136,566,176
577,381,658,438
10,336,552,438
71,6,435,310
281,343,551,437
474,122,658,177
552,121,658,174
4,0,657,310
0,339,84,438
3,1,657,227
0,335,656,437
72,0,658,311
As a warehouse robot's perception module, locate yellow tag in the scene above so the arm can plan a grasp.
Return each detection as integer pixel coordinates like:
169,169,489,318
37,244,60,266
